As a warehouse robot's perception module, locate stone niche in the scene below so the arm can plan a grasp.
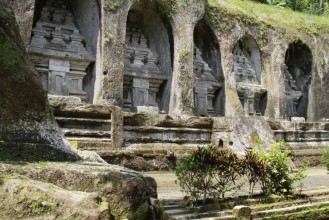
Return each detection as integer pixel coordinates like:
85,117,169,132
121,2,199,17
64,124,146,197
193,21,225,116
29,0,95,102
233,35,267,116
123,1,173,114
284,41,312,120
193,48,222,116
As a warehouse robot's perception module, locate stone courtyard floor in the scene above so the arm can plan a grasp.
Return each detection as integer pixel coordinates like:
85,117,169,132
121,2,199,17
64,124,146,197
144,166,329,200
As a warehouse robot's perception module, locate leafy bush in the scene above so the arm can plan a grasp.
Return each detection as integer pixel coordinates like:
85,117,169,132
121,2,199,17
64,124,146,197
322,146,329,171
249,141,307,196
175,142,307,204
175,146,243,204
243,150,268,196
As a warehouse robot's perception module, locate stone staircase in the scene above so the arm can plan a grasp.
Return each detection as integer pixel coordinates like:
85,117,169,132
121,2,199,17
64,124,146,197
52,103,113,151
162,188,329,220
123,113,213,149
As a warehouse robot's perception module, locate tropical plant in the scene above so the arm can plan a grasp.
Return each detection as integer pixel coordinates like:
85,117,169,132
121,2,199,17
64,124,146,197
175,146,243,204
255,141,307,195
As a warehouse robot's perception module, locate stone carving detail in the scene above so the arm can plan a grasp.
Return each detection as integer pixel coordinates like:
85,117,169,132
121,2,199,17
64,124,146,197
124,26,167,113
233,44,266,115
193,48,222,116
29,0,94,101
283,65,303,118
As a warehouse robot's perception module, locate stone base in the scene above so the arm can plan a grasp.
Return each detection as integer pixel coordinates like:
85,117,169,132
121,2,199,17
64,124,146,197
136,106,159,114
291,117,306,123
48,95,82,105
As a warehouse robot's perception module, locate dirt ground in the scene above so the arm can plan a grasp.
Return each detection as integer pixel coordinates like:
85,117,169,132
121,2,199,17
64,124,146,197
144,166,329,200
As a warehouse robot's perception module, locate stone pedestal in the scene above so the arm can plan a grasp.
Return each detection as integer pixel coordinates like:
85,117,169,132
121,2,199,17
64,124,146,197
237,84,266,116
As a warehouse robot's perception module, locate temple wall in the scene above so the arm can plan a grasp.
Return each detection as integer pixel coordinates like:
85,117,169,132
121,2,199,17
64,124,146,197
6,0,329,168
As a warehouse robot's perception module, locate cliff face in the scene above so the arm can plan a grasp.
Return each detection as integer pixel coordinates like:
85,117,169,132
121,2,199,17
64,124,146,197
0,2,80,161
204,0,329,121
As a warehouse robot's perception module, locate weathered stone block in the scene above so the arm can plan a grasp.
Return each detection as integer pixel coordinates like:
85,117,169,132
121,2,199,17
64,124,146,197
233,205,251,219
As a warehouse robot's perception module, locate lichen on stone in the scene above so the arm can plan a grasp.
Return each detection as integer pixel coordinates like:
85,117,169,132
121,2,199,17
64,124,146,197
179,49,189,62
104,0,124,12
156,0,178,17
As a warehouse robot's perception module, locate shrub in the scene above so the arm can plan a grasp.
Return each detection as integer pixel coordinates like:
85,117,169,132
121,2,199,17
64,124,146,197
175,142,307,204
253,141,307,196
212,150,244,200
175,146,243,204
243,150,268,196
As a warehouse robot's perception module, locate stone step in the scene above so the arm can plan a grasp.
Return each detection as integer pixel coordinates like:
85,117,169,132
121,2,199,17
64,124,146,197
66,138,112,151
162,188,329,220
56,117,112,123
66,137,112,142
252,200,329,219
291,149,323,156
63,129,111,138
164,204,183,210
52,103,112,119
56,117,111,130
164,208,192,216
124,137,210,144
124,126,211,145
274,130,329,142
164,209,232,220
124,126,211,133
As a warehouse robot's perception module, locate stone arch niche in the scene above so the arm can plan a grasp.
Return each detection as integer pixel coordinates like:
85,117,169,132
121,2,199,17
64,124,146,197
193,21,224,116
29,0,99,102
123,0,173,113
284,41,312,119
233,34,267,116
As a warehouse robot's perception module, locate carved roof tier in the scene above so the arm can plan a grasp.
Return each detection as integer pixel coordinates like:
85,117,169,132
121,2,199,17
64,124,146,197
124,26,165,79
29,0,94,62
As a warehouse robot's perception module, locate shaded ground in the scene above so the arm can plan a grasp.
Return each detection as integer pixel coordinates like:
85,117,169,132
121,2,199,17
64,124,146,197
144,166,329,200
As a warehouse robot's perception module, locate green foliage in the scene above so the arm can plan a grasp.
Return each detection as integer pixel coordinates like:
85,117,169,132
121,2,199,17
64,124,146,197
0,34,22,72
104,0,123,12
30,196,58,214
243,150,268,196
176,141,307,204
175,146,243,205
321,146,329,171
250,0,329,15
157,0,178,17
3,7,14,17
179,49,189,62
251,141,307,196
205,0,329,36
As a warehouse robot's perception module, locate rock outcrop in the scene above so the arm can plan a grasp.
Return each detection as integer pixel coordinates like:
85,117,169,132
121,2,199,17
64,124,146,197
0,162,158,219
0,2,81,161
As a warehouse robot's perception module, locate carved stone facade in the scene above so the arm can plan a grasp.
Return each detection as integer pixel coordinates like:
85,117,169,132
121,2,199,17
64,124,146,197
233,41,266,116
123,26,167,113
29,0,94,101
193,48,222,116
8,0,329,169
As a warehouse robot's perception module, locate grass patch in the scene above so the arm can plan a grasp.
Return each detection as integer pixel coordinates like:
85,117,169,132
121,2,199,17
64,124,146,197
262,204,329,219
206,0,329,36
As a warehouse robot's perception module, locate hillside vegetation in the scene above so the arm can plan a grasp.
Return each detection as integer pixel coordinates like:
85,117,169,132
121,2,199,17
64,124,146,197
206,0,329,36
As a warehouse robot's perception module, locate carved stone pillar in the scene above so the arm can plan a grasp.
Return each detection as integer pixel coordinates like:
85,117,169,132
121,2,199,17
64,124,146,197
168,0,205,118
97,0,129,106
